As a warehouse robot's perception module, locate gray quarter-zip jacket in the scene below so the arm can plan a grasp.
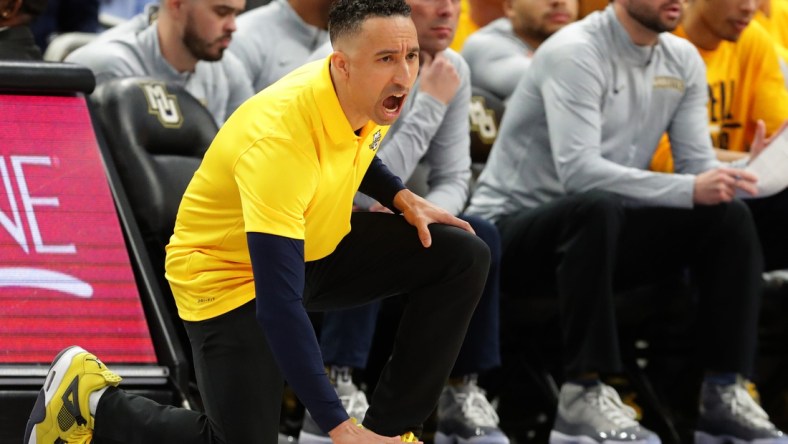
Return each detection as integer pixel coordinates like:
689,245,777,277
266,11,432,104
467,5,720,222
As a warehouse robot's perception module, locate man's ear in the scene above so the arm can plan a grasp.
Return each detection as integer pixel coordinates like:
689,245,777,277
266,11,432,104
503,0,515,16
167,0,187,19
331,50,351,78
0,0,23,21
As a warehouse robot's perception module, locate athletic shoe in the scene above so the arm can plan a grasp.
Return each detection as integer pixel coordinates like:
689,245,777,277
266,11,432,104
434,378,509,444
401,431,419,442
549,382,661,444
695,378,788,443
23,346,122,444
299,369,369,444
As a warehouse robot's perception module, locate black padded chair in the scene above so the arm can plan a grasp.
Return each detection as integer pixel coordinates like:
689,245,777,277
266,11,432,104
91,77,218,393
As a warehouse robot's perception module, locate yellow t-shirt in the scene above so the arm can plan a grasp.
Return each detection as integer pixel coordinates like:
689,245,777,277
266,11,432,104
450,0,480,52
755,0,788,62
165,57,388,321
651,22,788,172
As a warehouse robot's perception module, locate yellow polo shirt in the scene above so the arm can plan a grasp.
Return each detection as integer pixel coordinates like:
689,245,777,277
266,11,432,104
755,0,788,62
651,22,788,172
165,57,388,321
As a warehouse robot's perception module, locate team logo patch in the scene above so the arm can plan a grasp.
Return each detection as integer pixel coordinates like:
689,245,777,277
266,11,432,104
469,96,498,144
369,130,382,151
653,76,685,93
140,82,183,128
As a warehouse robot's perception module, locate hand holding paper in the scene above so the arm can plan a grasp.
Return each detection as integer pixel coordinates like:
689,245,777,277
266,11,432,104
740,120,788,199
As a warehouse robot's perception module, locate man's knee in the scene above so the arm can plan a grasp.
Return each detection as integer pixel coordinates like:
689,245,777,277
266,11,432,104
572,190,625,223
431,225,492,284
460,214,501,263
706,199,757,236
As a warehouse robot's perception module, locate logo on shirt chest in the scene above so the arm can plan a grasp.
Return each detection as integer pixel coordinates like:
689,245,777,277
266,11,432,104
369,130,381,151
708,80,741,150
653,76,685,93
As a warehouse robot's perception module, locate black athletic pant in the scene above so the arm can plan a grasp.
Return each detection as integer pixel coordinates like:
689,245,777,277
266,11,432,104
745,186,788,271
496,191,763,378
92,213,490,443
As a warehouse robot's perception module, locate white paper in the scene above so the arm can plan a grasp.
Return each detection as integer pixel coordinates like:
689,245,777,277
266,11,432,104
740,128,788,199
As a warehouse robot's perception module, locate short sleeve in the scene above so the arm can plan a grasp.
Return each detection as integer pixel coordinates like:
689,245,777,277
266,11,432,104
234,138,320,239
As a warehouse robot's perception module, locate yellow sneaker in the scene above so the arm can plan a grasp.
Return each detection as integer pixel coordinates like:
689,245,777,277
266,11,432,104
400,431,418,442
23,346,122,444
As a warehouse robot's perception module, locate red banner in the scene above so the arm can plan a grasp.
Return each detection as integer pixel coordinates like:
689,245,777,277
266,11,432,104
0,95,157,364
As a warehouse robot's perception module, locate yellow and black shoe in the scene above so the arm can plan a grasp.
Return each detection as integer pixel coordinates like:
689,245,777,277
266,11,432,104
23,346,122,443
400,431,419,442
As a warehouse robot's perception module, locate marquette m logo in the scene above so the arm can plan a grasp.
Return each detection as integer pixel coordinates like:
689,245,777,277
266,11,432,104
369,130,382,151
469,96,498,144
141,82,183,128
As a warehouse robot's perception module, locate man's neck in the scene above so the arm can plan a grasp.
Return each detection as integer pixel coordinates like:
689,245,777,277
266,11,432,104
514,28,542,50
613,2,660,46
289,0,329,30
329,63,366,131
680,8,722,51
470,0,505,27
157,19,199,73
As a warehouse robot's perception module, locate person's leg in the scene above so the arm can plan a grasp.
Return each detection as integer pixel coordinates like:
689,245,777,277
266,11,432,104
614,201,785,443
496,192,663,444
303,212,490,437
319,216,500,375
434,214,508,444
93,300,284,444
497,191,625,377
450,214,502,376
616,200,761,376
744,187,788,271
320,302,381,370
92,388,214,444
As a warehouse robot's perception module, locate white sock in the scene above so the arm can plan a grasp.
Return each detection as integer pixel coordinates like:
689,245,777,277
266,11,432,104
89,387,109,416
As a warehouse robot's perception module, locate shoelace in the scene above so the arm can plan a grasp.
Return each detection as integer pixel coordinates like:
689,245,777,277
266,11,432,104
722,384,776,430
586,385,639,429
458,386,501,428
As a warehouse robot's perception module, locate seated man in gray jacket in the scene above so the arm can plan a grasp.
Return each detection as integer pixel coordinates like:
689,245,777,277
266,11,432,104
229,0,332,92
461,0,577,100
66,0,253,127
466,0,788,442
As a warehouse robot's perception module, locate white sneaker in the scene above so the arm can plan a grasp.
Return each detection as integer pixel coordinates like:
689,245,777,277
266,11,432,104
434,377,510,444
549,382,660,444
